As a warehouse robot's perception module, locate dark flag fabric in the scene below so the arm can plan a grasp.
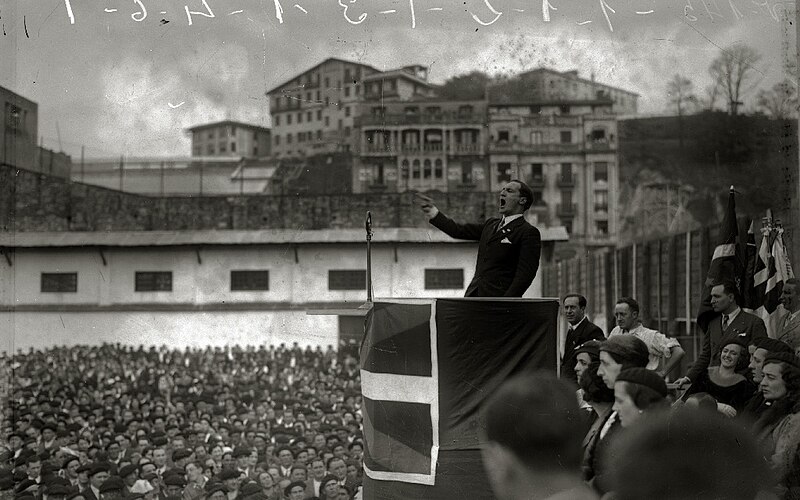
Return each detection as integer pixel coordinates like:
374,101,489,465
360,298,559,500
747,227,795,337
697,187,746,332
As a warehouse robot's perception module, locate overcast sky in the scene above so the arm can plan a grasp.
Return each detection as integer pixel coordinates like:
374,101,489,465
1,0,794,158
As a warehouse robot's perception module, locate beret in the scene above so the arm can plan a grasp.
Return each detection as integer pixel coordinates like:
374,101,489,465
62,456,81,469
99,476,125,493
232,447,251,458
615,367,668,398
753,337,794,355
239,481,262,496
764,352,800,369
163,474,186,487
45,483,74,496
574,340,601,359
217,469,242,481
171,449,192,461
118,464,138,479
66,492,87,500
283,481,306,496
600,336,650,368
89,463,110,477
204,483,228,496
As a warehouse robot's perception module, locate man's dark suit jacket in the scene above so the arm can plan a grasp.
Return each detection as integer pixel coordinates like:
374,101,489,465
430,212,541,297
561,318,605,382
687,310,767,381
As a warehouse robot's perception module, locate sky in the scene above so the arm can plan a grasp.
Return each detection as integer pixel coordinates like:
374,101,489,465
0,0,795,158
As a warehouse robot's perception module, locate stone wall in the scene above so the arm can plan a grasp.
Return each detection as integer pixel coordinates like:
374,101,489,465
1,165,500,232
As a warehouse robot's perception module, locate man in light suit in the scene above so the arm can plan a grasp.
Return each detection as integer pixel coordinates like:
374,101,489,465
560,293,605,382
677,280,768,385
414,180,542,297
778,278,800,351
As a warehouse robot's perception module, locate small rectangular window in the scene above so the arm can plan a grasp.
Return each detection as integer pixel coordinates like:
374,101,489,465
135,272,172,292
425,269,464,290
329,270,366,290
41,273,77,293
231,270,270,291
560,131,572,143
275,115,280,126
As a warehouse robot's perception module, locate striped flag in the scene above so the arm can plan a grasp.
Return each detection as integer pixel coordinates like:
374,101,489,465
750,227,794,337
697,187,746,332
360,298,558,499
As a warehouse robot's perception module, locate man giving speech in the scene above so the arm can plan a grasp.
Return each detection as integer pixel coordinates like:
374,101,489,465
415,180,542,297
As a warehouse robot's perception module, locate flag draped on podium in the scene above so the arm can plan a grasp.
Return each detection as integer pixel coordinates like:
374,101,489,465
360,298,558,500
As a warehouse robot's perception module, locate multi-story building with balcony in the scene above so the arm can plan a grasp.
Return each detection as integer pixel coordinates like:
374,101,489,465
487,99,620,251
266,58,384,158
353,99,488,193
187,120,271,158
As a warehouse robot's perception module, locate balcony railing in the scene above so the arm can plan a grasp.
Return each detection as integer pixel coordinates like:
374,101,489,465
585,140,615,152
362,142,481,155
557,203,577,218
489,142,582,154
557,175,575,187
452,143,481,154
522,115,581,127
357,112,486,127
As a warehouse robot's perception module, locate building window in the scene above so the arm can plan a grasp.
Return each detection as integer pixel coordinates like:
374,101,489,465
530,131,543,144
458,105,473,116
193,146,202,156
306,92,312,101
497,162,512,183
434,159,443,179
317,130,322,140
561,190,573,207
325,77,330,88
560,131,572,143
401,159,410,179
298,132,304,142
591,128,607,142
594,190,609,211
344,106,350,117
344,68,351,81
561,163,572,182
344,86,350,97
206,144,215,155
135,272,172,292
275,115,280,126
530,163,543,183
231,142,236,152
287,114,292,125
425,106,441,116
253,146,258,156
307,111,312,122
329,270,366,290
423,159,432,179
325,116,330,127
231,270,269,291
287,133,293,144
461,161,473,184
532,189,544,206
298,112,303,123
316,90,321,101
275,135,280,146
412,159,421,179
404,106,419,115
425,269,464,290
373,163,385,185
596,221,609,235
498,130,510,143
41,273,77,293
344,126,351,137
594,162,608,183
219,142,227,152
5,103,24,130
317,109,322,120
338,119,343,130
559,105,570,114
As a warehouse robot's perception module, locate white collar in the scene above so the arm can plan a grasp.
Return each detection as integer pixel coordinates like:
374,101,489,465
568,316,587,330
723,307,741,325
500,214,524,227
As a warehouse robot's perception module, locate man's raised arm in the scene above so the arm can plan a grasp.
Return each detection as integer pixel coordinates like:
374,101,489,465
414,192,484,241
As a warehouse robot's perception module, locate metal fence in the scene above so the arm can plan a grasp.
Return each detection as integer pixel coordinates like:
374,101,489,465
542,224,727,373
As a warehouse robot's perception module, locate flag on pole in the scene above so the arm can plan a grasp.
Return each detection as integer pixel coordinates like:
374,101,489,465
697,186,746,332
749,224,795,337
360,298,558,500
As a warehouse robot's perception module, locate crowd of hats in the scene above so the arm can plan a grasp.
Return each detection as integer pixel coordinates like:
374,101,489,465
1,342,366,499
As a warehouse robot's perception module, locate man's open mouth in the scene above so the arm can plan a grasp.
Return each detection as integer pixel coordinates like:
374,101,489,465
499,198,506,208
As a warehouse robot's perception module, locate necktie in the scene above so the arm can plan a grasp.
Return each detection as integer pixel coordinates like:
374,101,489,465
496,218,504,232
722,314,729,331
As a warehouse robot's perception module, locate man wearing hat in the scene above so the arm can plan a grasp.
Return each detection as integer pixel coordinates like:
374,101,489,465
608,297,685,377
217,468,242,500
162,473,186,499
171,449,192,471
98,477,125,500
118,464,138,494
182,462,207,500
561,293,605,382
204,483,228,500
62,456,82,488
232,447,251,479
741,337,794,422
83,464,110,500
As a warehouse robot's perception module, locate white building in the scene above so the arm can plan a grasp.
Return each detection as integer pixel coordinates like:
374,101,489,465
0,227,567,353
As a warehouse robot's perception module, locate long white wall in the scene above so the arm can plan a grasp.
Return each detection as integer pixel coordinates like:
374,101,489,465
1,242,545,352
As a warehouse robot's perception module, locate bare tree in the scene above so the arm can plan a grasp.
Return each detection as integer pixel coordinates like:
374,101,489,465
756,80,798,119
700,81,722,111
708,44,763,115
666,74,697,116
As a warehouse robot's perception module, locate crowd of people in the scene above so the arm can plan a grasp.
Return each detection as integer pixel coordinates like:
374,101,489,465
4,277,800,500
2,343,366,500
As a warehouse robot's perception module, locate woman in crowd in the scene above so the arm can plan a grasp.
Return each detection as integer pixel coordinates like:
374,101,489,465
681,335,756,416
585,335,650,495
612,367,669,428
752,352,800,498
573,340,615,479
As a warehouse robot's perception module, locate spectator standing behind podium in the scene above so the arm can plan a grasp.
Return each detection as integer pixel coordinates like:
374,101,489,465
561,294,605,382
778,278,800,351
414,180,542,297
608,297,685,377
676,281,768,387
480,372,599,500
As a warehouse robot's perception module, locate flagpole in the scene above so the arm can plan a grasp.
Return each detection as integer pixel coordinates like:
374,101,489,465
366,211,374,303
